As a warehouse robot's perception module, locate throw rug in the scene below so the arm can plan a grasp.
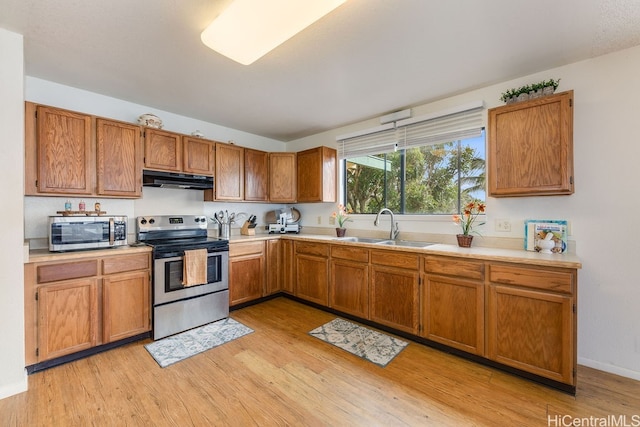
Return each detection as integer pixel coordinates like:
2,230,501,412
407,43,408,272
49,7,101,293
145,317,253,368
309,318,408,367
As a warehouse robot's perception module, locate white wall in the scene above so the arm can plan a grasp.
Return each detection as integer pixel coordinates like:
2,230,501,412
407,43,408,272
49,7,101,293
290,45,640,380
0,28,28,399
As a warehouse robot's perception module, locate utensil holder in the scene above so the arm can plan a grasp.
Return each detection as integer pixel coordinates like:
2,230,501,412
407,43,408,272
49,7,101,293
219,223,231,239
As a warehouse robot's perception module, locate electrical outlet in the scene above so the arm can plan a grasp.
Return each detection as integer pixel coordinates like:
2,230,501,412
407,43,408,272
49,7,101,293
329,216,335,225
495,219,511,232
317,216,322,225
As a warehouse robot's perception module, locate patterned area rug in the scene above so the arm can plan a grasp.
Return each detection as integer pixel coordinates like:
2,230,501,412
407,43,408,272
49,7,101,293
145,317,253,368
309,318,408,367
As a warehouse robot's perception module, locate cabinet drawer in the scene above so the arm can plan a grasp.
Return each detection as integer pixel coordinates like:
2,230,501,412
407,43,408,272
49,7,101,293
489,264,574,294
295,241,329,257
371,250,419,269
102,253,150,275
230,241,264,257
425,256,484,281
331,245,369,262
37,260,98,284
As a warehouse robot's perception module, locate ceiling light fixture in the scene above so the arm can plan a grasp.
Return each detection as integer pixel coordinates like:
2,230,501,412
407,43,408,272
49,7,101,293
201,0,347,65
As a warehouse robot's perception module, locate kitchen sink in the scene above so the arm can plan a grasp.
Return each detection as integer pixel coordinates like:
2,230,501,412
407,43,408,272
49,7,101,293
333,237,434,248
333,237,392,244
376,240,435,248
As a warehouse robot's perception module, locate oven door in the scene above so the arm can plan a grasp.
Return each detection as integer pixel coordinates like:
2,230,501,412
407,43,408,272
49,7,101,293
153,250,229,305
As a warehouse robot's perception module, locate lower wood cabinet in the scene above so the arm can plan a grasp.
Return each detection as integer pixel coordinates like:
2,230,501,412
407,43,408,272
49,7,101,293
37,278,99,361
329,245,369,318
422,256,485,355
25,250,151,366
265,239,281,296
229,241,265,306
487,263,576,385
281,239,295,294
294,241,329,305
369,250,420,334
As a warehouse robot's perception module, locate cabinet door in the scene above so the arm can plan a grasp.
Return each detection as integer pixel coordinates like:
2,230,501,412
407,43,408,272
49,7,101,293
295,254,329,306
281,239,295,294
96,118,142,197
215,143,244,200
244,148,269,201
37,279,98,361
488,90,574,196
487,284,574,384
229,254,264,306
144,128,182,172
103,270,150,343
296,146,336,202
370,265,419,334
330,258,369,318
269,152,297,202
422,275,484,355
265,239,281,295
36,106,93,194
183,136,215,175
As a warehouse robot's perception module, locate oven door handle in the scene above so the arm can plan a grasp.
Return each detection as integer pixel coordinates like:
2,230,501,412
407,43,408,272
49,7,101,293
155,252,224,262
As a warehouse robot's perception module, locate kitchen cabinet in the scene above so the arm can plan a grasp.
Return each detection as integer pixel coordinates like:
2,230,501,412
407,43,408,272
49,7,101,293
369,249,420,334
488,90,574,197
487,263,576,385
422,256,485,355
229,241,265,306
281,239,295,294
96,118,143,197
26,104,93,195
294,241,329,305
265,239,281,295
244,148,269,202
183,136,215,175
296,146,337,203
211,142,244,201
24,250,151,366
143,128,183,172
101,254,151,343
329,245,369,318
269,152,297,203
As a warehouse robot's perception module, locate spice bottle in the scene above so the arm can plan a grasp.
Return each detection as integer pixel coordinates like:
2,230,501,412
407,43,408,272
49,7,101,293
64,200,72,211
94,202,101,212
79,200,86,211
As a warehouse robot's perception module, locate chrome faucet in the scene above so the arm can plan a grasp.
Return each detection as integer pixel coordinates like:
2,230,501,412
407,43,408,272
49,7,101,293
374,208,399,240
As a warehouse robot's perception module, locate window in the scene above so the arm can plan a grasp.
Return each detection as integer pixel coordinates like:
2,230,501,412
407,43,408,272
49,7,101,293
338,103,485,215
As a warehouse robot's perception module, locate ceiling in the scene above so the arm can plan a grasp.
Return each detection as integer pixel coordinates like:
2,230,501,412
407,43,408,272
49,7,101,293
2,0,640,142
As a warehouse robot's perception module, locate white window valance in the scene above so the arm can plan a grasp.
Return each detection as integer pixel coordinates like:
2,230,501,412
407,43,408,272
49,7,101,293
337,101,484,158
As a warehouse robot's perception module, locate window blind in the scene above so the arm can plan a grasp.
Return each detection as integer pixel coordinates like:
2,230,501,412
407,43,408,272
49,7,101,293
337,101,484,158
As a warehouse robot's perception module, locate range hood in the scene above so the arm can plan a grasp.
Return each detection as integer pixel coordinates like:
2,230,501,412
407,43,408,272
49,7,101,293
143,170,213,190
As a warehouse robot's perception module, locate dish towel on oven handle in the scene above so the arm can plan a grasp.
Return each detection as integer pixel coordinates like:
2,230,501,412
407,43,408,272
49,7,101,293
183,248,208,286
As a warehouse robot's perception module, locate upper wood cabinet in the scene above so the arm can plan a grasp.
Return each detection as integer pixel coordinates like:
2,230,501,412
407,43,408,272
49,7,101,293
244,148,269,202
296,146,337,203
96,118,143,197
213,143,244,201
143,128,182,172
269,152,297,203
183,136,215,175
488,90,574,197
29,104,93,195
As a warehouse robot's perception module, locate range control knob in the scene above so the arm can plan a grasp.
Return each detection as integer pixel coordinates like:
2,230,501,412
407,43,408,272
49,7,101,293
140,218,147,225
149,218,155,224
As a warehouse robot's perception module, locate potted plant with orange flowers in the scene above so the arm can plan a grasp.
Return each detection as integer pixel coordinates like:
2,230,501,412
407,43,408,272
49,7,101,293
332,204,352,237
452,201,486,247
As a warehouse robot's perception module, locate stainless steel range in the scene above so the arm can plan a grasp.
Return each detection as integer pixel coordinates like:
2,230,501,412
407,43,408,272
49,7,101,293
136,215,229,340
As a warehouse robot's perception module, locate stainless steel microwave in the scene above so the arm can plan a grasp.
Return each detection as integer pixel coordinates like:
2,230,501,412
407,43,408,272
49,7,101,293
49,215,128,252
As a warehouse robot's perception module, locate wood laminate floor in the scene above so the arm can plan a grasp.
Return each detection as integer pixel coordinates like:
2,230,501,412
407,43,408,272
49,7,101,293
1,297,639,426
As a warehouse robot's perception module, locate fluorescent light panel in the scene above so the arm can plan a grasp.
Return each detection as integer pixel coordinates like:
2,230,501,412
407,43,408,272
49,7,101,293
201,0,347,65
